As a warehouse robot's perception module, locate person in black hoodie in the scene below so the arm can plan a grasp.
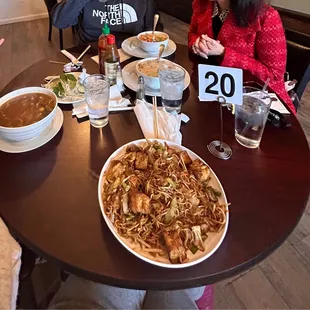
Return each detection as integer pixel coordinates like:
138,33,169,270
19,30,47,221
52,0,160,43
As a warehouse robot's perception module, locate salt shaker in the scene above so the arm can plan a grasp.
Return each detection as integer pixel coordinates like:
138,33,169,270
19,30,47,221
116,62,125,92
136,76,145,101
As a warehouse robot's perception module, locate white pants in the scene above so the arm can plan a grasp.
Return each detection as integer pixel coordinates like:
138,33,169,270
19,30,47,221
49,275,204,309
0,218,21,310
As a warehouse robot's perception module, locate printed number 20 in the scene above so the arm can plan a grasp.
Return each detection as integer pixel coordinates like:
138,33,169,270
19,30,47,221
205,72,235,97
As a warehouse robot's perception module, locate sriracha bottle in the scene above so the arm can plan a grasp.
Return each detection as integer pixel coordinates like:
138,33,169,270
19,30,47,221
98,24,110,74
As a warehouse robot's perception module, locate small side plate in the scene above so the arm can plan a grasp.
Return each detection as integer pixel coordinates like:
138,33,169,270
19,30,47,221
122,60,191,97
121,36,177,59
45,72,85,105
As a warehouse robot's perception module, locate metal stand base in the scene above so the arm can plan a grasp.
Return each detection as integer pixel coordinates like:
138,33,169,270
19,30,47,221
207,96,233,160
207,140,232,160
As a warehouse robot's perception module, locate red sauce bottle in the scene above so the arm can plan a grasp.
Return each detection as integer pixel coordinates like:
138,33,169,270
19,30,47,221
104,34,120,86
98,24,110,74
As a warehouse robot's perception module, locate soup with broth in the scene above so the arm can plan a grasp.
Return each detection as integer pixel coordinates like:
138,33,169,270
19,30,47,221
0,93,55,127
139,33,168,43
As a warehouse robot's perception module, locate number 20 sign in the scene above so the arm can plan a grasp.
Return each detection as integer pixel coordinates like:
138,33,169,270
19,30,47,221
198,64,243,105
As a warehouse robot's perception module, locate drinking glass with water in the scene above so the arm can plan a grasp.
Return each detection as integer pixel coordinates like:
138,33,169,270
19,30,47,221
84,74,110,128
235,86,272,148
159,65,185,114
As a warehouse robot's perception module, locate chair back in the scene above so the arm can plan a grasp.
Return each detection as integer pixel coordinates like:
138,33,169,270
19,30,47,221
43,0,58,12
286,30,310,88
296,64,310,100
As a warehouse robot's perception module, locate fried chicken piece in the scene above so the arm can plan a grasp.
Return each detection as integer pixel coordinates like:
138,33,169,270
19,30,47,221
163,230,187,263
165,143,176,156
130,192,151,214
179,151,192,166
135,152,148,170
110,162,125,178
126,144,142,152
124,151,136,163
128,175,140,190
189,159,210,182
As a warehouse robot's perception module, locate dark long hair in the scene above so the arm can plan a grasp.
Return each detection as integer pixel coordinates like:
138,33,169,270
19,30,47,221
230,0,266,27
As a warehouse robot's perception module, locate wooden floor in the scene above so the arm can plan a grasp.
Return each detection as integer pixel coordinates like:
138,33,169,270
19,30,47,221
1,13,310,309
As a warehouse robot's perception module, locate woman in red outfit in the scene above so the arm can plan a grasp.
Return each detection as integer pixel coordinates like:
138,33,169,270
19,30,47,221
188,0,296,113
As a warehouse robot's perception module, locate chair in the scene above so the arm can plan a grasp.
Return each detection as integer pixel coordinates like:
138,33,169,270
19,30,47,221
17,246,38,309
296,64,310,100
43,0,75,50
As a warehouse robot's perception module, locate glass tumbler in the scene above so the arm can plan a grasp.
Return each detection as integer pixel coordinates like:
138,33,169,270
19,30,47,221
159,64,185,114
235,86,272,148
84,74,110,128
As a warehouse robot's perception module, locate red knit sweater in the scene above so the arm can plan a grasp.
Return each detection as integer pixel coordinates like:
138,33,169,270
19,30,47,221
188,0,296,113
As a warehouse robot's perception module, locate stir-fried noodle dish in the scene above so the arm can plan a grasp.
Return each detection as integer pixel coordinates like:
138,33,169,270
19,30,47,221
101,141,228,264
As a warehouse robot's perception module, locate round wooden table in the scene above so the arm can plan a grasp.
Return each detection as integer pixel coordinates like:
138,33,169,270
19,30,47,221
0,44,309,290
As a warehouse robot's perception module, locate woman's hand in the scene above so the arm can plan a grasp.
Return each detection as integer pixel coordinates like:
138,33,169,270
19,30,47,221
201,35,225,56
192,37,209,59
192,35,225,58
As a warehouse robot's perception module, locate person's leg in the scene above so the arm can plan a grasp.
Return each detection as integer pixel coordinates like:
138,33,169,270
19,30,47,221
142,287,205,310
183,287,205,301
143,290,197,310
48,275,146,309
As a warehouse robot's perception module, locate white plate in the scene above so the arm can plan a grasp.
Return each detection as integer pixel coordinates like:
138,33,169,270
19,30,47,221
45,72,85,105
98,139,229,269
0,107,64,153
121,36,177,59
122,60,191,97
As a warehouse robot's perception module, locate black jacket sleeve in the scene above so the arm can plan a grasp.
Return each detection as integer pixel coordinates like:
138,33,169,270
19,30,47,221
143,0,163,31
52,0,90,29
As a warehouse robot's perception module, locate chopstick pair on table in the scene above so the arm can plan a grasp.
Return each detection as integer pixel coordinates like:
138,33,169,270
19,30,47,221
152,96,159,139
49,45,91,66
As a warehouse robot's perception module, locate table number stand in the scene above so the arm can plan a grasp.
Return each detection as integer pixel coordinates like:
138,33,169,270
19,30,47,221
207,96,232,160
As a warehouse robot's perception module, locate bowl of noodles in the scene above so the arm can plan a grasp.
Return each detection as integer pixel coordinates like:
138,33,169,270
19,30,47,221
98,139,229,268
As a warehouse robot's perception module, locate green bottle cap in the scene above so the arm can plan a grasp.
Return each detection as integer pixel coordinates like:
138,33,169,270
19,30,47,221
102,24,110,35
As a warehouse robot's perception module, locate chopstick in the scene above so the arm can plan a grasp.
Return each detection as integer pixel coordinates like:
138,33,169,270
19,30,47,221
152,96,159,139
49,60,67,65
60,45,91,65
77,45,91,61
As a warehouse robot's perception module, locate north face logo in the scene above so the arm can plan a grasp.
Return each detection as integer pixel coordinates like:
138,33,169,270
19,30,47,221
93,4,138,25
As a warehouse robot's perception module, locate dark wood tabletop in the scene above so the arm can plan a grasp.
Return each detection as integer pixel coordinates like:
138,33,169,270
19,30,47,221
0,44,309,290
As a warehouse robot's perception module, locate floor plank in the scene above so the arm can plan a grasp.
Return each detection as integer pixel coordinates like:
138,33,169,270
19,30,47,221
217,268,290,309
0,24,12,91
288,204,310,245
11,22,33,80
214,282,246,309
0,18,76,93
292,234,310,266
259,241,310,309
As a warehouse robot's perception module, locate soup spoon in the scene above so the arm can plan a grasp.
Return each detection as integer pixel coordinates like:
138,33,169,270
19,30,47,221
152,14,159,42
157,44,165,61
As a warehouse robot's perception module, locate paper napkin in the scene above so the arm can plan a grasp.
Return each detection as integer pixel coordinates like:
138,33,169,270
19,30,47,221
269,93,291,114
134,99,183,145
72,84,132,119
91,48,132,65
243,91,290,115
